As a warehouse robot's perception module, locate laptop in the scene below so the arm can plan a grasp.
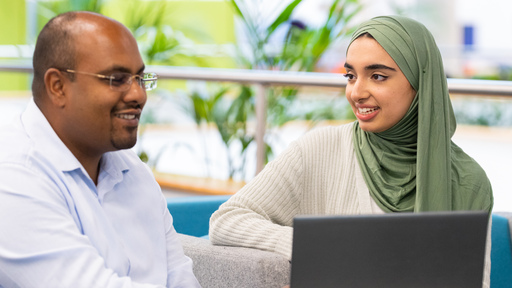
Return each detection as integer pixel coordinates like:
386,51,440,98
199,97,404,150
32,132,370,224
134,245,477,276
290,211,489,288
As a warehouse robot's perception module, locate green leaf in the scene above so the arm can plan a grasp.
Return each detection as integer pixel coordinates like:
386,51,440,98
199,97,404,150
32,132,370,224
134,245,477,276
266,0,302,41
229,0,244,17
326,0,341,25
190,92,206,125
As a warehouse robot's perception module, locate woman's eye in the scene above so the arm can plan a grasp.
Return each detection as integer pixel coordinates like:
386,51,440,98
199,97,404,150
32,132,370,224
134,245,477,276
343,73,355,80
372,74,387,81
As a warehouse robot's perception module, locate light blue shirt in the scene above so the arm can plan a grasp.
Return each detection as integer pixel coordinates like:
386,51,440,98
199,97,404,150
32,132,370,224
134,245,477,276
0,99,201,288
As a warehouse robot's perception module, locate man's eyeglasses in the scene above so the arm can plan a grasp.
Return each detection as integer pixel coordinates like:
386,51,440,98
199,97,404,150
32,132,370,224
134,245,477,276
61,69,158,91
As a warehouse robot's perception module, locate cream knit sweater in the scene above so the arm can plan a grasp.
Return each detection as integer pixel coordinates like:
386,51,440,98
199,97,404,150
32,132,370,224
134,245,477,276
209,122,491,287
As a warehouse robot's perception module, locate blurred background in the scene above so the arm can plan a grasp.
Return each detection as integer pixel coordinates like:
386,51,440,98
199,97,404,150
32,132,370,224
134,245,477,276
1,0,511,211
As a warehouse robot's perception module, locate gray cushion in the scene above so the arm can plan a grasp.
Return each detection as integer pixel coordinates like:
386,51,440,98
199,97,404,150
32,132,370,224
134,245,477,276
179,234,290,288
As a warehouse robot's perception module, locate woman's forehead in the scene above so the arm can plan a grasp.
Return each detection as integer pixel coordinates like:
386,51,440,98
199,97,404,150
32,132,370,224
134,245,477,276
346,37,398,69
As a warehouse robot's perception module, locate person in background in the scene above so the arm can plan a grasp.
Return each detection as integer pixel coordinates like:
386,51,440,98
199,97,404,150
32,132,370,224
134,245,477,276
210,15,493,288
0,11,200,287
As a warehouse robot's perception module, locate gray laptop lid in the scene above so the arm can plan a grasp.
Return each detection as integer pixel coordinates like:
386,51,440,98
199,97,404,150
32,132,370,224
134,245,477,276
290,211,488,288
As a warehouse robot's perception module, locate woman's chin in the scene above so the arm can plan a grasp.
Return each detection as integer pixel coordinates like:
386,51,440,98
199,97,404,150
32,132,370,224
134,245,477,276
358,122,387,133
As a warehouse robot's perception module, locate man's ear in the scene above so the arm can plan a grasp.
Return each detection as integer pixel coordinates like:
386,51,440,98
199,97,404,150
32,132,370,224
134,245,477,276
44,68,68,108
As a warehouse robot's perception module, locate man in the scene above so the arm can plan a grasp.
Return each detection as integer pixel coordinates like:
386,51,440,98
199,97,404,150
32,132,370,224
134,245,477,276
0,11,200,287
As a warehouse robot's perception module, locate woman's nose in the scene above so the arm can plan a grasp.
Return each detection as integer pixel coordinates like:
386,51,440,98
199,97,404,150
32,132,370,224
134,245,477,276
348,79,369,103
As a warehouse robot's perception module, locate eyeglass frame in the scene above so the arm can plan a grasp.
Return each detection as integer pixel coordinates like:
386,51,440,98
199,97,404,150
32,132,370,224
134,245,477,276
59,69,158,91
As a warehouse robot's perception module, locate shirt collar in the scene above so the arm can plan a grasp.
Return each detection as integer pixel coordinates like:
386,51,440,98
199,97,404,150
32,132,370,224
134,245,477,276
100,152,130,180
97,152,131,199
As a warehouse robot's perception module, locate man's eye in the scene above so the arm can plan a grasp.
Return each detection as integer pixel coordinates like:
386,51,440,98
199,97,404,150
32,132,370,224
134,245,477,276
110,73,130,85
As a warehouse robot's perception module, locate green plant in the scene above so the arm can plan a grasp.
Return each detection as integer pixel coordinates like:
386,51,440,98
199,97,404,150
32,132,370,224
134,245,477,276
216,0,361,178
230,0,362,129
184,84,228,178
212,86,258,180
176,83,258,181
37,0,104,20
178,0,362,180
122,0,203,66
230,0,362,71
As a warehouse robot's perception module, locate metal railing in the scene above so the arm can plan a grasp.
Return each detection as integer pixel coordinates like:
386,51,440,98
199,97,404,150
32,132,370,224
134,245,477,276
2,62,512,172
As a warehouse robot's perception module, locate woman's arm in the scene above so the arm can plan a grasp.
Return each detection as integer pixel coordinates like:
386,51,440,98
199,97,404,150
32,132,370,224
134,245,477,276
209,142,304,260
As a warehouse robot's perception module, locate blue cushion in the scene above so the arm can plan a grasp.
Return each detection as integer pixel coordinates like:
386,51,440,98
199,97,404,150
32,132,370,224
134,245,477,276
490,214,512,288
167,195,231,237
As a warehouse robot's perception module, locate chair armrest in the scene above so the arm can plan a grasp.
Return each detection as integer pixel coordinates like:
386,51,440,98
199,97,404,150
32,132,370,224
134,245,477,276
179,233,290,288
491,213,512,287
167,196,231,237
494,212,512,240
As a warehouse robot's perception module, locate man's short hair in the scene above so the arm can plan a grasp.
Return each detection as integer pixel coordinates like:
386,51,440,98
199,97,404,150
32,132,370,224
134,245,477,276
32,12,78,99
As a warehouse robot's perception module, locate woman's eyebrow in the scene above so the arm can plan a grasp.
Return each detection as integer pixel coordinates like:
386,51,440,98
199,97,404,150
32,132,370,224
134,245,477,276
365,64,397,71
343,62,396,72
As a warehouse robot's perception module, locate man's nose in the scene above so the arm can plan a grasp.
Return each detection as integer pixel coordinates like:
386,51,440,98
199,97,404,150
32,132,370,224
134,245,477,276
124,77,147,107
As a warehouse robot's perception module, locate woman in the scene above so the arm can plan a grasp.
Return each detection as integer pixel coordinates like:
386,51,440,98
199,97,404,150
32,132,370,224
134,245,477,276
209,15,493,287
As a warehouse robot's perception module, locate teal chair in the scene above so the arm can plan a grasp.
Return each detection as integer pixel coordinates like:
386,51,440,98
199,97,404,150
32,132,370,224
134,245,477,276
490,214,512,288
167,195,231,237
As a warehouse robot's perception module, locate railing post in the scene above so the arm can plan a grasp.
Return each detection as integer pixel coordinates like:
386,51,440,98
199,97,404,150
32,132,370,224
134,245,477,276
255,83,267,175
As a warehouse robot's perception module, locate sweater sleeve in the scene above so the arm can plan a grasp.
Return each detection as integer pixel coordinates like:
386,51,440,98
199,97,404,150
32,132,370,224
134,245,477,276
209,141,304,260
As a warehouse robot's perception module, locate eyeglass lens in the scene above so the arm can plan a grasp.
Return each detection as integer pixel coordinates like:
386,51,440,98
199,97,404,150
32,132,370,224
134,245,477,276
109,73,157,91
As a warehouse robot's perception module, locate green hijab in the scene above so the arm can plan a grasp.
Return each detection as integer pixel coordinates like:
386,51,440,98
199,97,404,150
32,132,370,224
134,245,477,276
349,16,493,213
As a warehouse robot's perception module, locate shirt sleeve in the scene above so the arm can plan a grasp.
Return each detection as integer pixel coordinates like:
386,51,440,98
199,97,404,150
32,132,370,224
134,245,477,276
160,196,201,288
0,163,163,288
209,142,303,261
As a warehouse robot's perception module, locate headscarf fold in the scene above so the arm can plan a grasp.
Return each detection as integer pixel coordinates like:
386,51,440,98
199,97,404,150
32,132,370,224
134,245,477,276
349,16,493,213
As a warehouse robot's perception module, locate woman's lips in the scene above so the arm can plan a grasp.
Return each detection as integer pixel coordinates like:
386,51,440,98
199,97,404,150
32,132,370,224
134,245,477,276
355,106,380,121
